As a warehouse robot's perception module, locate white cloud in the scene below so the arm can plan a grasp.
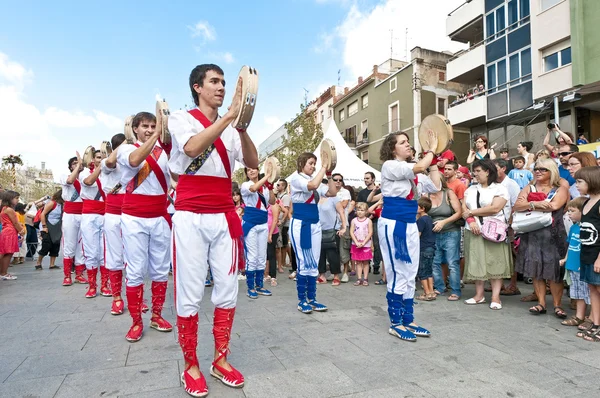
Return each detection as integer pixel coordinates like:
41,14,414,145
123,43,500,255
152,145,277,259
322,0,467,79
44,107,97,128
187,21,216,42
93,110,122,130
0,52,33,87
207,51,235,64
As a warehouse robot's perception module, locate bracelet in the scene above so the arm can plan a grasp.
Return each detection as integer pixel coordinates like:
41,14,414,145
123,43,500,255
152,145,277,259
326,172,332,178
466,217,475,224
530,202,535,210
236,128,246,134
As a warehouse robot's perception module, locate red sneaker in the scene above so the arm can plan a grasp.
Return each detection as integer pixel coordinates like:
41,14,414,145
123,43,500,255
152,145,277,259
111,299,124,315
62,276,73,286
181,370,209,397
74,274,88,284
100,286,112,297
125,321,143,342
150,316,173,332
210,363,245,388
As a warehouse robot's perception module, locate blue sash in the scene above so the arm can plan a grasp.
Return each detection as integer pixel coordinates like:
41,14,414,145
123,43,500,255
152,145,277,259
292,203,319,270
242,207,267,237
381,196,417,264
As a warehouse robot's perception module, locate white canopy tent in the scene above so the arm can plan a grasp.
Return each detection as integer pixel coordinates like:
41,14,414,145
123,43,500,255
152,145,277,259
286,121,381,186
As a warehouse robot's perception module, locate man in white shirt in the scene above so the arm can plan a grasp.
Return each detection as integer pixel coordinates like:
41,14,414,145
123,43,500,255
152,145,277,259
117,112,173,343
168,64,258,396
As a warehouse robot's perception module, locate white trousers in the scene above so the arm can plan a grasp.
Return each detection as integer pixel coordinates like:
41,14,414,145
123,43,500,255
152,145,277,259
172,211,239,317
104,213,124,271
62,213,84,265
378,217,420,298
289,217,321,277
244,222,268,272
81,214,105,269
122,214,170,287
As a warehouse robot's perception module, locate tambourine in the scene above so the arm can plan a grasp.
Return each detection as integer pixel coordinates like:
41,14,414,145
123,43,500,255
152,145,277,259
320,139,337,173
156,99,171,144
82,146,95,168
264,157,281,184
418,114,454,154
100,141,112,158
124,115,135,144
232,65,259,130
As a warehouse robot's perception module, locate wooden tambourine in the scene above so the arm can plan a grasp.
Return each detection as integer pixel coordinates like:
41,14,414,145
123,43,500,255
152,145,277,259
320,138,337,173
418,114,454,154
232,65,259,130
82,146,95,168
124,115,135,144
156,99,171,144
264,157,281,184
100,141,112,158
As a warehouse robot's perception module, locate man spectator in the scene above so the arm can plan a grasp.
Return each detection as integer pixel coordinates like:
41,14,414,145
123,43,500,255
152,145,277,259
436,149,456,169
357,172,381,274
499,148,513,172
443,161,466,201
577,133,589,145
275,179,291,273
557,143,578,186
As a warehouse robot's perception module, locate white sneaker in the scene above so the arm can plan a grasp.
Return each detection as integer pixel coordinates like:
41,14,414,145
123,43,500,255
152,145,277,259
238,274,246,281
0,273,17,280
341,273,349,283
289,271,297,279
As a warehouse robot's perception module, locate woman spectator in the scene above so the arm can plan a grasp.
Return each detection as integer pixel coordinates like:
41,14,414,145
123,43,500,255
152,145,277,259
514,158,570,317
534,149,551,163
428,176,463,301
461,160,512,309
317,176,346,286
467,135,496,164
543,125,574,154
0,191,25,280
458,166,472,187
515,141,535,171
566,152,597,199
10,203,27,265
36,190,64,270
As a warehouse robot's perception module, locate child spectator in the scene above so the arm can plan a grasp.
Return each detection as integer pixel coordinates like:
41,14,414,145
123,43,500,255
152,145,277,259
416,197,436,301
350,202,373,286
508,156,534,189
11,203,27,265
560,197,590,327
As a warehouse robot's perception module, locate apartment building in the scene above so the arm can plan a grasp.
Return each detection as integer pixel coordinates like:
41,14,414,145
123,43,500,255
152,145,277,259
447,0,600,160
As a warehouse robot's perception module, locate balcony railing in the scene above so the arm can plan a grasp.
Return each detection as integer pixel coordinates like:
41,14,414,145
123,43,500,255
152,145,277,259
356,133,369,147
382,118,402,135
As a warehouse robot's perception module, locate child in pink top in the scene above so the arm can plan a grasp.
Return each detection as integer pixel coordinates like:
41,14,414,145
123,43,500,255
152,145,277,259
350,202,373,286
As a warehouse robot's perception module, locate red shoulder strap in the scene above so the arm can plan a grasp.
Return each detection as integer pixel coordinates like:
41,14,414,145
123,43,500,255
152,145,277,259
96,178,107,201
133,143,168,194
188,109,232,179
73,179,81,194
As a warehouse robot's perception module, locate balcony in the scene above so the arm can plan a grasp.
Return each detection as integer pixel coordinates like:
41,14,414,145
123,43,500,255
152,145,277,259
448,94,486,127
447,41,485,83
447,0,484,43
355,131,369,149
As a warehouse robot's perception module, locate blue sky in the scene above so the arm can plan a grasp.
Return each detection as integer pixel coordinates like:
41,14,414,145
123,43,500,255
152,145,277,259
0,0,465,179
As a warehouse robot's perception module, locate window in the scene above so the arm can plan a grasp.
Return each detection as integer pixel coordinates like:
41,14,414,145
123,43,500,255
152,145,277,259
485,6,506,40
320,110,324,122
328,108,332,118
361,93,369,108
339,109,345,122
543,47,571,72
389,102,399,132
497,59,507,89
348,100,358,117
507,47,532,85
508,0,518,28
344,126,356,145
390,77,397,93
360,119,368,143
438,71,446,82
486,13,495,38
541,0,563,12
361,150,369,164
487,64,497,93
436,97,447,117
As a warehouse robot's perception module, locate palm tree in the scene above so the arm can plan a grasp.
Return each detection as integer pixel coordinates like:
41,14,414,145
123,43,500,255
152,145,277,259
2,154,23,189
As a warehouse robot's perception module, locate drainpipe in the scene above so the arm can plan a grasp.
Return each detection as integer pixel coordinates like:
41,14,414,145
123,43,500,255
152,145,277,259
553,96,560,125
413,70,422,152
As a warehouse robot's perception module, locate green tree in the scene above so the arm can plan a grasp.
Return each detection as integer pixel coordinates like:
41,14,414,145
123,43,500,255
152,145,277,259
278,104,324,178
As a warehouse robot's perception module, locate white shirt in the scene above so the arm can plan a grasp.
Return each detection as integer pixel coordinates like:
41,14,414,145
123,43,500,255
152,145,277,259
100,159,124,194
79,168,104,201
290,173,319,204
168,109,244,177
318,188,340,230
59,173,82,203
569,183,581,199
337,187,351,201
464,183,511,229
380,160,440,198
241,181,269,212
499,176,520,207
117,142,170,195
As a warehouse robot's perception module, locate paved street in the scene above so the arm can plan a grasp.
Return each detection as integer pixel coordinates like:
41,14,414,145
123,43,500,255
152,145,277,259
1,260,599,398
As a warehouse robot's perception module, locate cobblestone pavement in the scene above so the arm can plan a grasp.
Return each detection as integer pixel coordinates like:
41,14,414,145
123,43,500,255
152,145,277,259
1,259,599,398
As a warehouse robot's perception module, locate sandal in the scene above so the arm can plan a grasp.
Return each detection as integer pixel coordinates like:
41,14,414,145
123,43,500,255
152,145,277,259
426,293,437,301
579,318,593,331
500,286,521,296
582,327,600,342
553,306,567,319
561,316,584,326
48,265,60,270
520,293,538,302
353,279,362,286
35,265,42,271
447,294,460,301
270,278,278,287
362,279,369,286
416,294,429,301
529,304,547,315
577,323,595,338
374,279,385,285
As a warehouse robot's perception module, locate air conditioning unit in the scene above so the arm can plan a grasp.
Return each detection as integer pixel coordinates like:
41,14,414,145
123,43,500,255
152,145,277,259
563,93,582,103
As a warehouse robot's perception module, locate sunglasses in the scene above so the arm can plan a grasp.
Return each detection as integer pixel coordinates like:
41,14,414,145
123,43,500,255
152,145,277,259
559,152,573,156
533,168,549,173
332,178,343,182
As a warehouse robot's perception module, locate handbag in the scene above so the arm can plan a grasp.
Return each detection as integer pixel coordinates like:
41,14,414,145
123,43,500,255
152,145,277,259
511,186,556,234
321,228,337,250
476,189,508,242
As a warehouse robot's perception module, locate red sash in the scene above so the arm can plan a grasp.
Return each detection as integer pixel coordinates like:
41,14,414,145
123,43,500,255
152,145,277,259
187,109,232,178
73,179,81,195
96,178,107,201
82,200,105,215
122,193,171,228
105,194,124,215
64,201,83,214
127,143,169,194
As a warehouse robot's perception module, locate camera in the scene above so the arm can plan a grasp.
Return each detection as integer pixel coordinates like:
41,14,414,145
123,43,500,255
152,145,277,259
547,123,556,130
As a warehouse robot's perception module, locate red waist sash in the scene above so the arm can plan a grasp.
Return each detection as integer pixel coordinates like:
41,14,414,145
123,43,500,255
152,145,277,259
82,200,105,215
105,194,124,215
122,193,171,228
64,201,83,215
175,175,242,239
